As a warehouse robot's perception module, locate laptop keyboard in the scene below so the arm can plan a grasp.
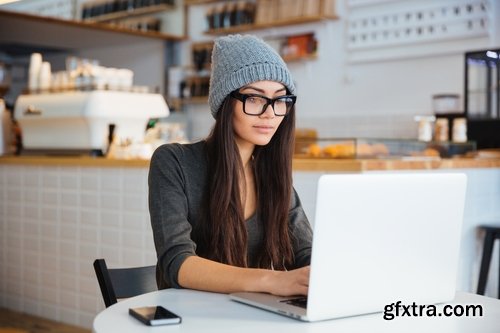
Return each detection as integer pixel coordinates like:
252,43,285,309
280,297,308,309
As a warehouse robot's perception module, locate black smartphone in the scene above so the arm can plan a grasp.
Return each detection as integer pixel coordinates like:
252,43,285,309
129,306,182,326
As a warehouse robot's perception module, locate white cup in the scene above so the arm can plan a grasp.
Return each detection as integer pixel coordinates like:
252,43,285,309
28,53,43,91
39,62,52,91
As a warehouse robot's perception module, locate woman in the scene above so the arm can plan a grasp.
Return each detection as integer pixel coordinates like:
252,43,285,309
149,34,312,297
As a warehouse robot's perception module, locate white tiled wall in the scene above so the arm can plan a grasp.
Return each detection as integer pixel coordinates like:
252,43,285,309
1,164,499,329
0,164,156,329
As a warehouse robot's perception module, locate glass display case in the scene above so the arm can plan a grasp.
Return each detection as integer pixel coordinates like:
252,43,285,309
294,138,476,159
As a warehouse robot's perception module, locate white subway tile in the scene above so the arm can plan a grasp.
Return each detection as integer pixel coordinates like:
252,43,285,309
81,175,99,191
122,212,144,230
61,191,78,206
59,258,78,275
7,219,23,234
6,171,22,186
101,228,120,247
80,193,99,208
60,274,77,291
60,224,78,240
24,189,40,203
41,190,59,205
40,239,58,258
6,188,22,203
4,295,23,312
80,209,99,226
143,251,157,264
79,226,99,244
59,308,78,325
100,246,120,264
122,194,144,212
123,173,147,192
24,299,41,315
100,210,121,228
23,281,40,299
40,254,58,271
6,235,21,250
80,243,98,260
42,173,59,188
6,280,22,296
100,193,121,210
23,205,39,220
60,290,78,308
78,260,95,279
41,223,58,240
79,276,99,295
7,250,22,266
60,208,79,225
6,203,22,218
78,311,96,329
23,250,40,267
100,172,123,191
59,241,77,258
60,174,79,189
79,294,98,313
143,233,155,250
122,231,143,249
41,271,58,288
121,249,143,266
40,302,58,320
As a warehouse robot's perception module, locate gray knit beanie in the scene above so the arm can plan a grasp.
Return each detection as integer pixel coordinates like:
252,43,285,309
208,34,296,118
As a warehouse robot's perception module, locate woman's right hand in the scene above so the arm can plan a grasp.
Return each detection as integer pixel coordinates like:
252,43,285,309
265,265,310,297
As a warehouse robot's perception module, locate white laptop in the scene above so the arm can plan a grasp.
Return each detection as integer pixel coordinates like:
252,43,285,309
230,173,467,322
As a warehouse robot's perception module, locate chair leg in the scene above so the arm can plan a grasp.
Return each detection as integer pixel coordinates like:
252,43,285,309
477,232,494,295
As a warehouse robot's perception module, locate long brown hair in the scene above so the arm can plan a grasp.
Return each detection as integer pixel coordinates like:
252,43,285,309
193,94,295,270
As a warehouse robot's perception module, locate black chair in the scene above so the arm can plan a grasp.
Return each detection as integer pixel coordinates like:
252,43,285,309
93,258,157,308
476,226,500,299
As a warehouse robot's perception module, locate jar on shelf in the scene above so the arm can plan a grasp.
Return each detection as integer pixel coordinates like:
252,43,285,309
452,118,467,143
434,118,449,142
414,115,435,142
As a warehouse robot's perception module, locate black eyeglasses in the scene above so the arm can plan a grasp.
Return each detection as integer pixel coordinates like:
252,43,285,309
230,91,296,116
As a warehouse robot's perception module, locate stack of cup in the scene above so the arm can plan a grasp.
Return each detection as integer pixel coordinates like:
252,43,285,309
39,62,52,91
28,53,42,92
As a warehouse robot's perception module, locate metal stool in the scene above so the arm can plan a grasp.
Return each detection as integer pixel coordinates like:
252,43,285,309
477,225,500,298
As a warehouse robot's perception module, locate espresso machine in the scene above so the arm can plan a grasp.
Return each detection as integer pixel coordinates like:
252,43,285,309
14,90,169,155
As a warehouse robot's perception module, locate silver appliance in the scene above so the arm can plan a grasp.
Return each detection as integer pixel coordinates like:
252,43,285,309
14,90,169,155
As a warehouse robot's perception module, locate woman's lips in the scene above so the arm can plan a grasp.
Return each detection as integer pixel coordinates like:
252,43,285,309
253,125,274,134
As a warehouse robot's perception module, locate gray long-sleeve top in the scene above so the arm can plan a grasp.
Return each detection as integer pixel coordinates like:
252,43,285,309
148,141,313,289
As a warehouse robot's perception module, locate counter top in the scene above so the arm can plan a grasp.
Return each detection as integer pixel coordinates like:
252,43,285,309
1,156,500,171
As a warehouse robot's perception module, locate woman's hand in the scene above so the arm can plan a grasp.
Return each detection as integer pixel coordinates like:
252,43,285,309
265,266,310,297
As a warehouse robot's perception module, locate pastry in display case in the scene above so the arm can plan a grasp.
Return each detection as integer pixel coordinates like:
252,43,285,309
294,137,476,159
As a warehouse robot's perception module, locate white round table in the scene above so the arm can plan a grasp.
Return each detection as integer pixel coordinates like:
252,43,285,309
93,289,500,333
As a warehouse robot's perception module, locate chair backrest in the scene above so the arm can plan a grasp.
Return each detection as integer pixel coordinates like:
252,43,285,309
93,258,157,308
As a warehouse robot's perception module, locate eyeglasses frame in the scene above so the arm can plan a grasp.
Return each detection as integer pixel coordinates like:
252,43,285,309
230,91,297,116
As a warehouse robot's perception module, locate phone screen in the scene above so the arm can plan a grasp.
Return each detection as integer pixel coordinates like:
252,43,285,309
129,306,181,325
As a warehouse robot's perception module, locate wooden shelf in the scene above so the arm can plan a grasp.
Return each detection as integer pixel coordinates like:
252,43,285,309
0,9,185,43
282,53,318,62
184,0,220,4
169,96,208,110
204,15,338,35
84,4,174,23
181,96,208,104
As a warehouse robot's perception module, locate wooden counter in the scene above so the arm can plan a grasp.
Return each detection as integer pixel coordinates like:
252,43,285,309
1,155,500,171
